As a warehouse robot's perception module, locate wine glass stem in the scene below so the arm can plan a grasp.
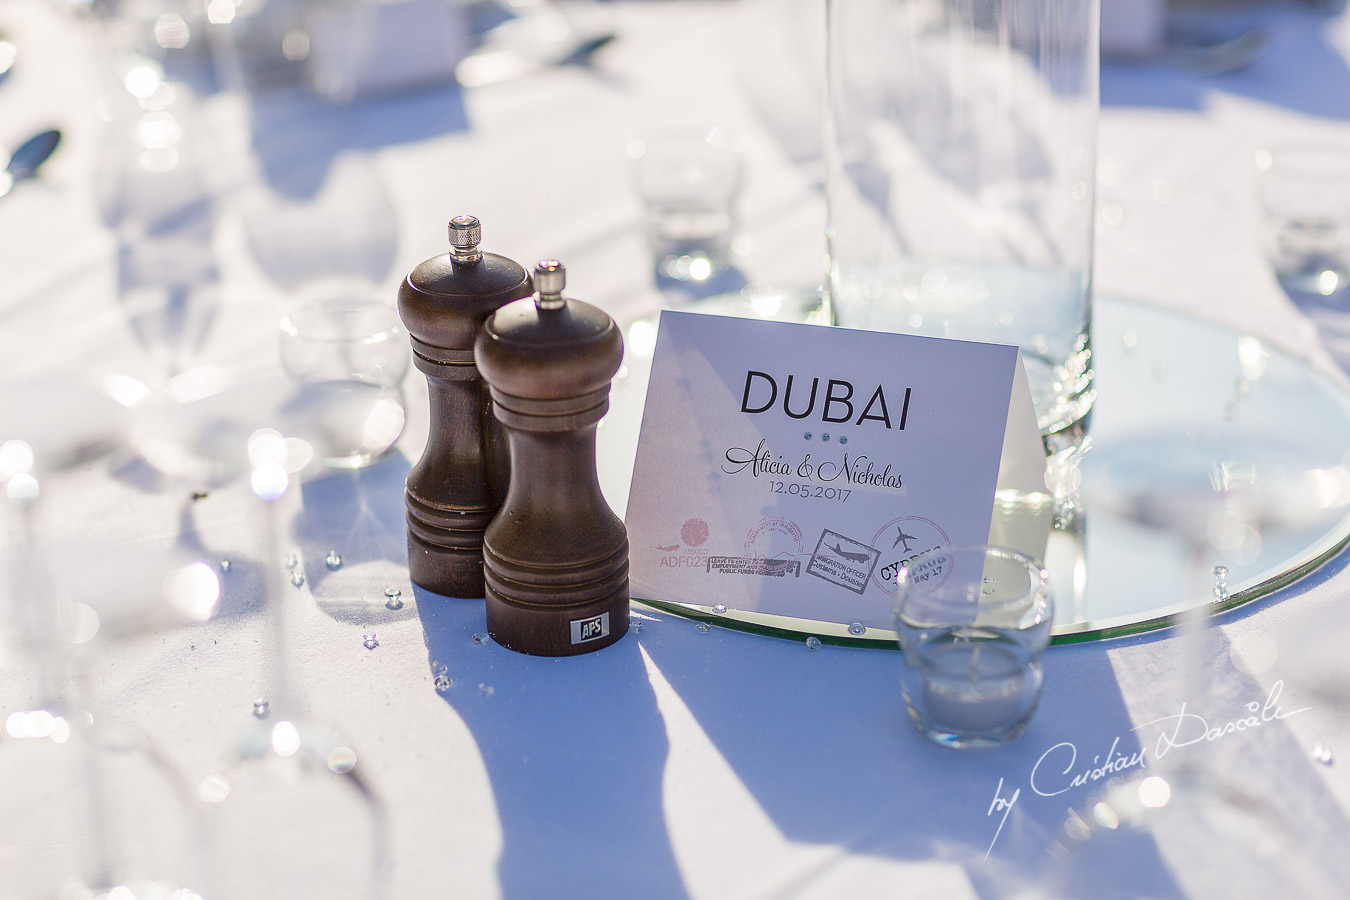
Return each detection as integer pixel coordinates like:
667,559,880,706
261,493,295,715
7,493,63,705
7,490,119,888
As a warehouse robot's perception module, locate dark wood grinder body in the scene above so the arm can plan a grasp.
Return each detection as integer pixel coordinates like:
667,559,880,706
475,261,629,656
397,216,533,598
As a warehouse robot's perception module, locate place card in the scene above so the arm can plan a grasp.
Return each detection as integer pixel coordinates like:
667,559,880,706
624,311,1046,630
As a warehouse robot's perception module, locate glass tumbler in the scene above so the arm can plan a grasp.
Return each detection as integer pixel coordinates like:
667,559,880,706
629,128,744,284
825,0,1098,440
278,294,409,469
894,544,1054,748
1255,139,1350,297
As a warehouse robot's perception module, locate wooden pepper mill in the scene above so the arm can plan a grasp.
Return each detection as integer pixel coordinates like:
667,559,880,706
398,215,534,597
475,260,629,656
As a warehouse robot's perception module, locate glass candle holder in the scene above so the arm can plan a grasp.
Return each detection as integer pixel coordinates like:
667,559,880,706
278,293,409,469
893,544,1053,748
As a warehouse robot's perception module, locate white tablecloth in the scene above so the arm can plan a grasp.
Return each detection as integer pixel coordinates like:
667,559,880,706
2,1,1350,897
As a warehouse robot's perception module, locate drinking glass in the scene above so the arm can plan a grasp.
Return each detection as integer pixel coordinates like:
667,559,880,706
1,404,213,898
1255,139,1350,297
629,127,744,286
894,544,1054,748
824,0,1098,441
95,83,223,379
279,293,409,469
199,430,387,899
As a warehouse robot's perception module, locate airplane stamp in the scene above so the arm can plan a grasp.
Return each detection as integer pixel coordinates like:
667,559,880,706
806,528,880,595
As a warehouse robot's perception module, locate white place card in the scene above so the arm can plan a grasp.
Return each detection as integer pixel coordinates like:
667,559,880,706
624,311,1046,630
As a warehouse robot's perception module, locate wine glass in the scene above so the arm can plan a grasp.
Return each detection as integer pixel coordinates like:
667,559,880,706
123,380,390,894
92,37,224,381
1037,425,1350,898
278,292,409,470
0,383,214,898
196,429,387,900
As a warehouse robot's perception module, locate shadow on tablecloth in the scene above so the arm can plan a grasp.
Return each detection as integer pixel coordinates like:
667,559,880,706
633,588,1350,899
293,451,416,627
416,593,688,900
406,554,1350,898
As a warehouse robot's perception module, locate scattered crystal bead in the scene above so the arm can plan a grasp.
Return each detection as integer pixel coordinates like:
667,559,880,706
252,699,270,719
1212,565,1230,601
848,622,866,636
290,571,305,587
478,683,494,696
325,551,342,569
384,588,401,598
385,595,404,610
362,633,379,650
712,604,727,614
472,632,490,645
632,620,643,633
805,636,823,650
695,622,711,633
434,675,452,692
219,559,232,573
1313,742,1335,765
286,553,298,569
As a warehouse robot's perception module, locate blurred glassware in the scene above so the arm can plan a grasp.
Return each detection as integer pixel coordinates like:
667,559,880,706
279,293,409,469
628,127,744,288
1255,139,1350,298
94,68,223,378
1046,427,1350,899
130,365,369,489
0,390,213,898
93,0,217,94
1080,426,1350,690
824,0,1098,445
199,429,387,900
893,544,1054,748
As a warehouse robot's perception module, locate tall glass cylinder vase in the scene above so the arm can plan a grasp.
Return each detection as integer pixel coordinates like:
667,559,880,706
825,0,1098,444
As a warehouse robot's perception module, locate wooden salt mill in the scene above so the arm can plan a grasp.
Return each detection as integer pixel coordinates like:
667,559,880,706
475,260,629,656
398,215,534,597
